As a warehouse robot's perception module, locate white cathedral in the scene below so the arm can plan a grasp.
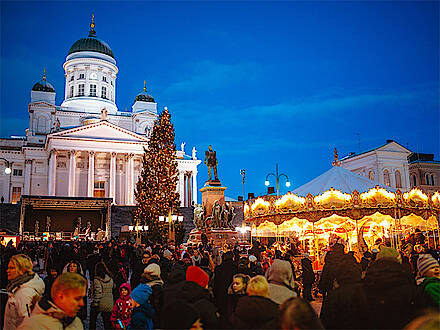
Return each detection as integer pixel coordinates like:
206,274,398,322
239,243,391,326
0,18,200,207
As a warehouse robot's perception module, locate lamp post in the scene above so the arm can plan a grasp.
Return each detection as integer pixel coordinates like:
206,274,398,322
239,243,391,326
159,213,184,243
0,158,12,203
264,163,290,197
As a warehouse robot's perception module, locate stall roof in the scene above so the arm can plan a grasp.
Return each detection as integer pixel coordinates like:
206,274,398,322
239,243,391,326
293,166,394,196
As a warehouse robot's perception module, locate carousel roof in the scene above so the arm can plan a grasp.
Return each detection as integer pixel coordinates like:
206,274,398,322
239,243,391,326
293,166,394,196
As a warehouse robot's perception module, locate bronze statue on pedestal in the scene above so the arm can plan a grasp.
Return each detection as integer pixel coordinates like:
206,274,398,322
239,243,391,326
205,145,218,181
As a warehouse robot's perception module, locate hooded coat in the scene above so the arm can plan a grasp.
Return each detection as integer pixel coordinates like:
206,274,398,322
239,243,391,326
17,297,83,330
213,255,237,314
4,273,45,330
229,295,279,329
92,274,114,312
266,259,297,305
111,283,132,329
176,280,219,329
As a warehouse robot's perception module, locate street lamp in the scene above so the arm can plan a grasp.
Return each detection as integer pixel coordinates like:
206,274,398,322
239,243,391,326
265,163,290,197
0,158,11,174
159,212,184,243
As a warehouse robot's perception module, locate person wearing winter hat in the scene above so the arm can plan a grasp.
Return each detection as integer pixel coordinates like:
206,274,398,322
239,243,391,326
144,263,163,328
110,283,132,329
377,247,402,263
175,266,219,329
161,299,203,330
416,254,440,307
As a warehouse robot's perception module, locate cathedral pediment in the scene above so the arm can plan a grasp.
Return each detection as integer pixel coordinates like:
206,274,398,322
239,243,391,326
47,120,148,143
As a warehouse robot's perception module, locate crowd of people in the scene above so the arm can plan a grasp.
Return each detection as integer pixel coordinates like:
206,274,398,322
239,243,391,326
0,230,439,329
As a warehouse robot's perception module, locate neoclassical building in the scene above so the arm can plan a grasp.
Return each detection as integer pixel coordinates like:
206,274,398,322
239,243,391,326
0,18,200,208
340,140,412,191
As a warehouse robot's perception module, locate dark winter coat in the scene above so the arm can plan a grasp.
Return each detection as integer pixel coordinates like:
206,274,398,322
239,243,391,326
357,258,427,329
213,258,237,314
176,281,219,329
301,258,315,285
229,295,279,329
161,263,186,308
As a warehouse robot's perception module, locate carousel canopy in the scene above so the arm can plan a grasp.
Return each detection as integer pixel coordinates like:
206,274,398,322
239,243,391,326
293,166,394,196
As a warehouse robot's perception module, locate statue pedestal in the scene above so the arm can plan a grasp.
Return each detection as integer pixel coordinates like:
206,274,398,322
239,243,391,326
187,228,241,246
200,184,227,216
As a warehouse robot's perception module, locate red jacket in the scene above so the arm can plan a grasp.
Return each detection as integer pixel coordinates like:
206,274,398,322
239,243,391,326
110,283,132,329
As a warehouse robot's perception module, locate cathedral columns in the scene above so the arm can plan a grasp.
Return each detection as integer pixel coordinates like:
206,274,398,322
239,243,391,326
68,150,77,197
87,151,95,197
48,149,57,196
109,152,116,203
127,153,134,205
24,160,32,195
192,169,198,204
179,171,185,207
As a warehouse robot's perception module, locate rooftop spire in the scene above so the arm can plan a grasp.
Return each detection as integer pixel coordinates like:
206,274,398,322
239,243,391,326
88,14,96,37
143,80,147,92
332,147,341,167
43,68,46,81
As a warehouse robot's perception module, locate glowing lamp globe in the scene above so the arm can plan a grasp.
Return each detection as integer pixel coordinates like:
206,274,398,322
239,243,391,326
286,181,291,187
4,167,11,175
265,180,270,186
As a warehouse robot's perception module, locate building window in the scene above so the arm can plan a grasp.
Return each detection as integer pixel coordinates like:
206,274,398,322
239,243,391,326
78,84,85,96
94,181,105,197
90,84,97,97
368,171,374,181
102,76,107,83
12,187,21,204
70,86,74,98
70,75,74,82
395,170,402,188
37,117,47,133
412,175,417,187
78,73,85,80
383,169,391,187
111,80,113,86
102,86,107,99
431,174,435,186
425,174,430,185
13,169,23,176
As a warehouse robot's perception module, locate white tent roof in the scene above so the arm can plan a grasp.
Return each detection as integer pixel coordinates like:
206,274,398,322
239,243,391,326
293,166,394,196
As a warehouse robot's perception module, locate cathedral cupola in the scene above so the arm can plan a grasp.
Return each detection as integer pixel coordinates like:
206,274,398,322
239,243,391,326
134,81,155,103
61,15,118,114
132,81,157,114
31,69,56,104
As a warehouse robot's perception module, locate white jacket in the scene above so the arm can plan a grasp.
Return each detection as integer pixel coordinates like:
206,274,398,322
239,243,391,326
4,273,45,330
18,298,83,330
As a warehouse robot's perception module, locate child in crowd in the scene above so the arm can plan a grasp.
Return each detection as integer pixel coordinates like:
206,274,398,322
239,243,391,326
226,274,250,319
416,254,440,307
111,283,132,329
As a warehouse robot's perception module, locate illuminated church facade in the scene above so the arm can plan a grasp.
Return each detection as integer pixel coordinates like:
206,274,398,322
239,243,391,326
0,18,200,208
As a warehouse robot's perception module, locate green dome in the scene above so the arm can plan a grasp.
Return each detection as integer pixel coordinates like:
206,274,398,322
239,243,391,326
135,92,155,103
68,35,114,58
32,79,55,93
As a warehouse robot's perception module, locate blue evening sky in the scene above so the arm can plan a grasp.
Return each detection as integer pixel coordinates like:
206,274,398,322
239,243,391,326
1,1,439,200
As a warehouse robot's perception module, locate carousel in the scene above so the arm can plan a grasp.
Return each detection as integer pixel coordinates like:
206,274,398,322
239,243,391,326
245,163,440,269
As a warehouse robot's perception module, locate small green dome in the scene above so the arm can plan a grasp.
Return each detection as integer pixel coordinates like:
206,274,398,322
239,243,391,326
135,92,155,103
32,79,55,93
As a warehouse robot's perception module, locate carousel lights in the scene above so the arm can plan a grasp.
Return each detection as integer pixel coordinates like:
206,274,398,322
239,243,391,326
314,189,351,204
403,188,428,201
275,193,306,208
360,187,396,200
251,197,270,211
432,192,440,205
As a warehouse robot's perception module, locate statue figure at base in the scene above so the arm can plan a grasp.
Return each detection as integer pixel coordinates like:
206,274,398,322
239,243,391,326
211,200,222,228
193,204,205,230
205,145,218,181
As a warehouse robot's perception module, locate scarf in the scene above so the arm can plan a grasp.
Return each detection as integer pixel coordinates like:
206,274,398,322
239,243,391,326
7,273,34,293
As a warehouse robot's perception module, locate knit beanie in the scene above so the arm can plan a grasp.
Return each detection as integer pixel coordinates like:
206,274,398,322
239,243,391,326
186,265,209,288
417,254,439,277
377,247,401,263
144,263,161,277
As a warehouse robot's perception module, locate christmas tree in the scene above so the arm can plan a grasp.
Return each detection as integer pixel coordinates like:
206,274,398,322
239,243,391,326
133,107,185,244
